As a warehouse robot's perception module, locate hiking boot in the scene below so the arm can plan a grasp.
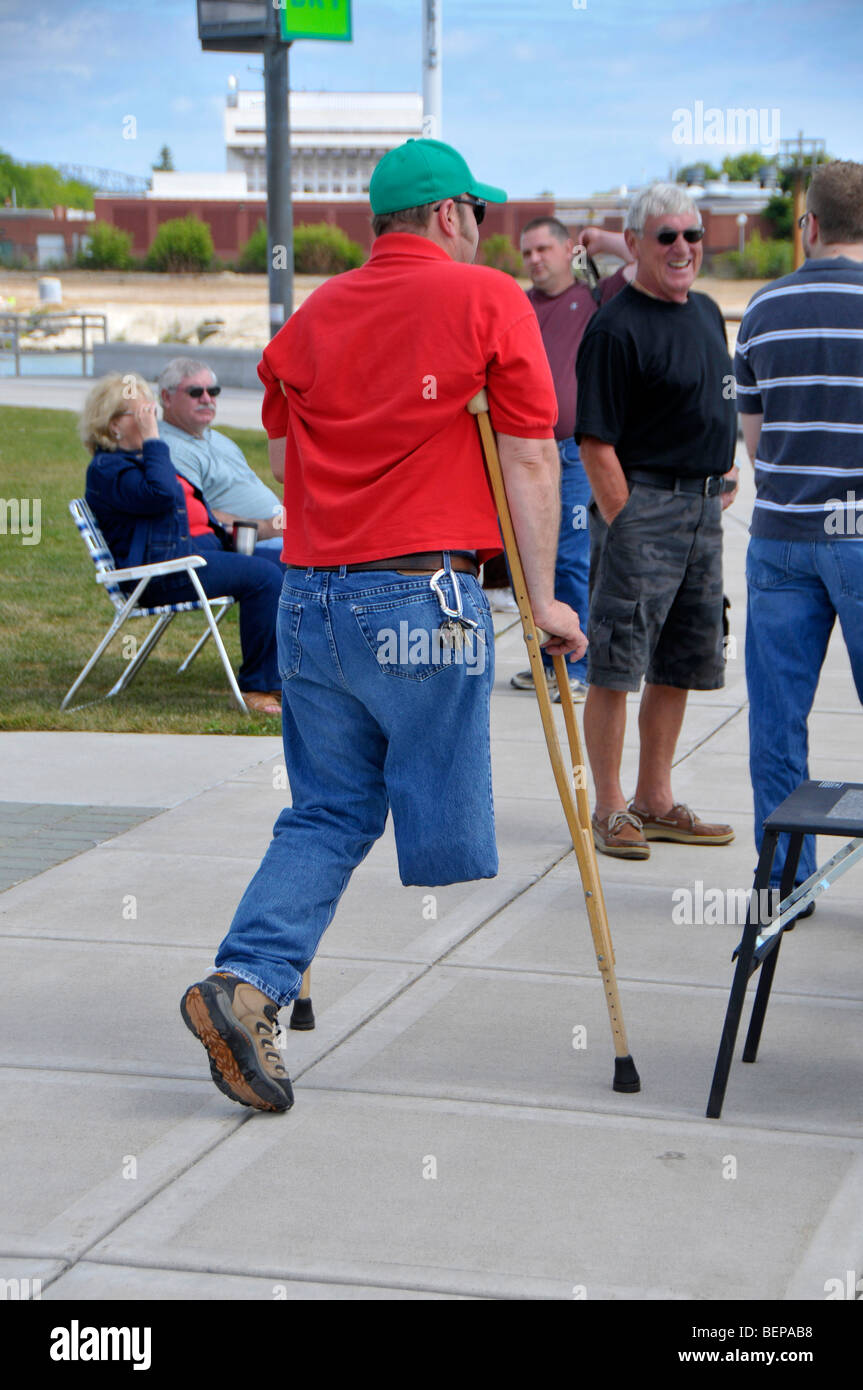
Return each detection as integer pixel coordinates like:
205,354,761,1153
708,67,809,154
592,809,650,859
629,802,734,845
510,668,587,702
180,971,294,1113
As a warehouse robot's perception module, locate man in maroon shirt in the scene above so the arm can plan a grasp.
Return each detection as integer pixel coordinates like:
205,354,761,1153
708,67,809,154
510,217,634,703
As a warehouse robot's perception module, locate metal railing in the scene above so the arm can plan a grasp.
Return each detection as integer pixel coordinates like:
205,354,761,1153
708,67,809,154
0,311,108,375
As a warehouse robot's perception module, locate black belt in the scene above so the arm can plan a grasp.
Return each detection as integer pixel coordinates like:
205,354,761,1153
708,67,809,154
286,551,479,575
626,469,729,497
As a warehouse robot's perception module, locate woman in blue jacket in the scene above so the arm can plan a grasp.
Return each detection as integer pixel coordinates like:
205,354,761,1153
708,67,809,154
81,373,283,715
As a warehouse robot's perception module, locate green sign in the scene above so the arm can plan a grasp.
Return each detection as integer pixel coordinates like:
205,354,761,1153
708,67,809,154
278,0,352,42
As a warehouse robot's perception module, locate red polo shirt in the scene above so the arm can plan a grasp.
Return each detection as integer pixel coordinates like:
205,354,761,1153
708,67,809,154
258,233,557,565
177,476,211,536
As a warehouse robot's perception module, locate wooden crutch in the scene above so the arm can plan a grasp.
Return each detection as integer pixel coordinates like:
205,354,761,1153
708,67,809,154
468,390,640,1093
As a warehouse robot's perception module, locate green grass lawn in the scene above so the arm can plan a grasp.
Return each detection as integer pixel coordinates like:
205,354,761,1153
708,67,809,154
0,405,282,733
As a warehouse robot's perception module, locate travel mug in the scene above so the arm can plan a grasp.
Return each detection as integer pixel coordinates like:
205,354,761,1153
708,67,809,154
232,521,259,555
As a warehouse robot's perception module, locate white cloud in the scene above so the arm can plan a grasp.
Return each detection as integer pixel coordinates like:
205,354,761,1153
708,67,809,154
444,27,483,59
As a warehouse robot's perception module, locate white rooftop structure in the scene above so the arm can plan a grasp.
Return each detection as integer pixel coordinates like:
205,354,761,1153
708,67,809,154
225,89,424,198
150,171,252,200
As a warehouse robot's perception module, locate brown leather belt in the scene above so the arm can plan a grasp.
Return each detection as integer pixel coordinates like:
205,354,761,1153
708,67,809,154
286,551,478,576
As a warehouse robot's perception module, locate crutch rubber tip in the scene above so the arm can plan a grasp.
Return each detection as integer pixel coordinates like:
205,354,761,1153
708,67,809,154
612,1055,641,1093
289,997,315,1031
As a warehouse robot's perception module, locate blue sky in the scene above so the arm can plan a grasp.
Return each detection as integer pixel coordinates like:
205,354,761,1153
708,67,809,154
1,0,861,196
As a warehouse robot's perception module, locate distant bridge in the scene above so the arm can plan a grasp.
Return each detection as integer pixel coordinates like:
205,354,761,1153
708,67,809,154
57,165,150,195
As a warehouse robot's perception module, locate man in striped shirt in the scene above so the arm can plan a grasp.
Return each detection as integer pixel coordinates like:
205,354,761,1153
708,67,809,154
735,159,863,893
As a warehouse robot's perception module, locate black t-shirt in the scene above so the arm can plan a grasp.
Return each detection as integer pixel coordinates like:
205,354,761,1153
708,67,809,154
574,284,736,478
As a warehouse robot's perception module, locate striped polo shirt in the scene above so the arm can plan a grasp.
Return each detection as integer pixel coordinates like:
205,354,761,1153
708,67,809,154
734,256,863,539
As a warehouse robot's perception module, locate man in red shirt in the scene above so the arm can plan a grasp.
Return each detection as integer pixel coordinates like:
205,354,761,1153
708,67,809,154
180,138,587,1112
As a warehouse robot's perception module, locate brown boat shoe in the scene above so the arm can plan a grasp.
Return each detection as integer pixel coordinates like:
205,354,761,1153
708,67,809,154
243,690,281,716
592,809,650,859
628,802,735,845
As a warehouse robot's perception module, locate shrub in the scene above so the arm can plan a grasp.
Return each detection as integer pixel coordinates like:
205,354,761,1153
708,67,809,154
292,222,364,274
480,233,522,277
147,215,214,272
76,221,133,270
763,193,793,240
711,232,794,280
238,220,267,273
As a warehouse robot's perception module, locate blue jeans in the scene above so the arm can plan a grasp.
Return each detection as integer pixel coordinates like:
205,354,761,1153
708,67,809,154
541,438,590,680
144,534,282,692
254,537,286,568
746,536,863,886
215,565,497,1005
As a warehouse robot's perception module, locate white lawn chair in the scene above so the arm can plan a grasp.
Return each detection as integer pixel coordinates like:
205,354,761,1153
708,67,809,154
62,498,248,713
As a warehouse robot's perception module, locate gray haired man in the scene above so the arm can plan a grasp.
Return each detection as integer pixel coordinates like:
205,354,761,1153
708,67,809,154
158,358,284,563
575,183,739,858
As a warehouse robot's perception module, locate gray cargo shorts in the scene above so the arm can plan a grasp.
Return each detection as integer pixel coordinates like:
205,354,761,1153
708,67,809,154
587,482,726,692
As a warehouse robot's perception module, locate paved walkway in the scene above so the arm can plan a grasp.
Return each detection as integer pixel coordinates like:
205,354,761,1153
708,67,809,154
1,450,862,1306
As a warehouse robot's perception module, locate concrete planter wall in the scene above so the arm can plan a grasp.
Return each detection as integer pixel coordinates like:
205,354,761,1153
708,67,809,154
92,342,263,390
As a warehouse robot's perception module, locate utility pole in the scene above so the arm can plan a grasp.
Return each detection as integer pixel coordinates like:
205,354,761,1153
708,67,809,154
198,1,352,335
264,38,293,336
780,131,826,269
422,1,442,139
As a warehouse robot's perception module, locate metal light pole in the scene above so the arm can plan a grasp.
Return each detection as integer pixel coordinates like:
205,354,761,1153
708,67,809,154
422,0,442,139
264,38,293,337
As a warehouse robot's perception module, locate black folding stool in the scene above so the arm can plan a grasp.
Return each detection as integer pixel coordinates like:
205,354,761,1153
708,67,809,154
707,780,863,1119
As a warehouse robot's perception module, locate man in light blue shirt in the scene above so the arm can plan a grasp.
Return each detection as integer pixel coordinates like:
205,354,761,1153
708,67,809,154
157,357,284,562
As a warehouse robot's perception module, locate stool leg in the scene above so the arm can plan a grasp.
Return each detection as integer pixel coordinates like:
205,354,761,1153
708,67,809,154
777,833,804,930
707,831,778,1118
742,832,804,1062
289,967,315,1031
742,936,783,1062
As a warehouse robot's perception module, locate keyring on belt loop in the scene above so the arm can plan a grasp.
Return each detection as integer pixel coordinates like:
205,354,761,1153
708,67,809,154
429,551,465,619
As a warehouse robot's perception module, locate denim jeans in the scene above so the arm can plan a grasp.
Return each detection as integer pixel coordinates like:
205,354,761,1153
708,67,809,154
746,536,863,886
144,534,282,692
541,438,590,681
215,564,497,1005
254,537,287,568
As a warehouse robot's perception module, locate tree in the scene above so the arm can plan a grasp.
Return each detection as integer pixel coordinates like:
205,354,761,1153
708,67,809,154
720,153,766,183
677,162,720,185
763,193,793,240
152,146,175,172
0,149,94,209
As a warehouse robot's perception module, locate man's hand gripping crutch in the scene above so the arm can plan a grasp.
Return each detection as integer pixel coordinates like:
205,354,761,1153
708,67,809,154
468,389,641,1094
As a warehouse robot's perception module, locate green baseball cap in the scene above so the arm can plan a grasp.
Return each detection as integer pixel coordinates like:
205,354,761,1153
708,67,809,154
369,138,507,215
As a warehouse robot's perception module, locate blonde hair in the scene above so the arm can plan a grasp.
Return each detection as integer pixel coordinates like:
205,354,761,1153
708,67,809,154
79,373,154,454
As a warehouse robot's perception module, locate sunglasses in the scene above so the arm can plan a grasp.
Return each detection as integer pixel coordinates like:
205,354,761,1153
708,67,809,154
653,226,705,246
434,196,487,225
183,385,221,398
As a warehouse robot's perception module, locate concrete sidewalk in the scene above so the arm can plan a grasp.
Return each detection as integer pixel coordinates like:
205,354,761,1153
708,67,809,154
1,455,862,1302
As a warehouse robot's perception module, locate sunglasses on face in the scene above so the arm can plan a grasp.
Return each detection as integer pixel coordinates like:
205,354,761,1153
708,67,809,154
434,196,487,225
653,226,705,246
183,385,221,399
